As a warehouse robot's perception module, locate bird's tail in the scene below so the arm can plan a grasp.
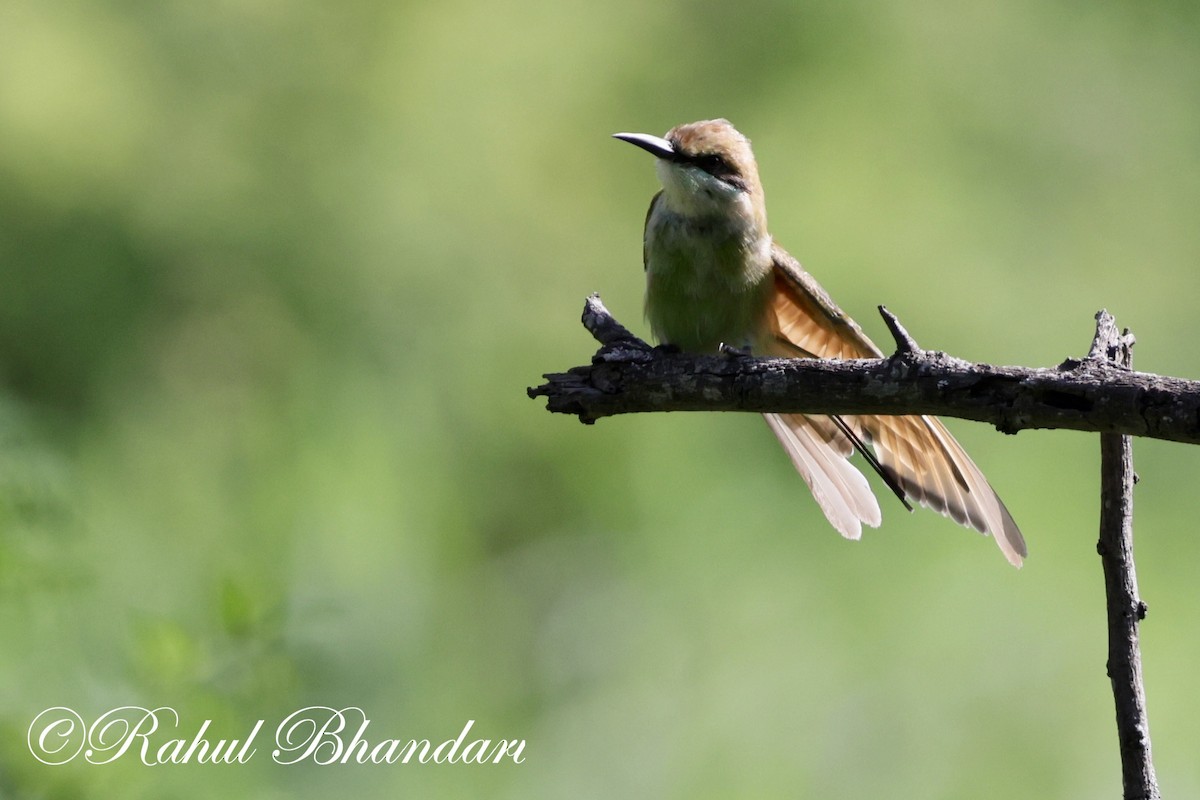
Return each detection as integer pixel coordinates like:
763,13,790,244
763,412,882,540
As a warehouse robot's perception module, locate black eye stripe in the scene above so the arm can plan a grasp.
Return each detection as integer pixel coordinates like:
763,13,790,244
694,153,730,174
723,175,747,192
665,140,746,189
679,152,745,191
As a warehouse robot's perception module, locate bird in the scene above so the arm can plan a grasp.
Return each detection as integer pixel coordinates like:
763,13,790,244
613,118,1026,566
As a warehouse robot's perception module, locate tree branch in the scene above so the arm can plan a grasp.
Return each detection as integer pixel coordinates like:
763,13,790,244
528,295,1200,445
530,298,1173,795
1095,317,1160,800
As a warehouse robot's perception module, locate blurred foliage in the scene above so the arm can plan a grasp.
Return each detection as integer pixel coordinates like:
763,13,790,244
1,0,1199,796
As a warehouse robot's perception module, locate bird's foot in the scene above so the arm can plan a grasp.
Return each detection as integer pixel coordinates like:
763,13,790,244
718,342,754,359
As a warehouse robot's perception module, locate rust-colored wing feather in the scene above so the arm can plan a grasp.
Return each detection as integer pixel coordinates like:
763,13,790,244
764,243,1026,566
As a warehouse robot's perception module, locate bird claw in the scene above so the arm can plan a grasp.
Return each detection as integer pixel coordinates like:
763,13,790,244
719,342,754,359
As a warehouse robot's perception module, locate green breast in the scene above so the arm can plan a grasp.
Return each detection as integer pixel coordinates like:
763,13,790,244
643,217,773,354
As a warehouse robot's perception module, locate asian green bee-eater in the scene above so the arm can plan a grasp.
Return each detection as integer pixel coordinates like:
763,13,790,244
614,118,1026,566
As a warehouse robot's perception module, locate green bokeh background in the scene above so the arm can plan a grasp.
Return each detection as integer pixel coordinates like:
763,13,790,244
3,0,1199,796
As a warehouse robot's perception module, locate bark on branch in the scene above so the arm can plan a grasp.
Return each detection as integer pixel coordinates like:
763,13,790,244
530,297,1170,796
528,295,1200,446
1094,318,1160,799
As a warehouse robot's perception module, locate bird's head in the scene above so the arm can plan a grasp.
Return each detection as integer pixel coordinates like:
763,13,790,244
613,118,765,225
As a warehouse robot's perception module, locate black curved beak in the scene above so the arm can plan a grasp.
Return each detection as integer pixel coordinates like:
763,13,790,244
612,132,676,161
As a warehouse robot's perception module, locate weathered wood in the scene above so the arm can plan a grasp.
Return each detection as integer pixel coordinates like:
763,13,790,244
1093,314,1160,800
530,298,1174,797
529,295,1200,446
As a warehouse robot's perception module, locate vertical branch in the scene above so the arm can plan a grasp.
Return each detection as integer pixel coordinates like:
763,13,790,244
1093,311,1159,800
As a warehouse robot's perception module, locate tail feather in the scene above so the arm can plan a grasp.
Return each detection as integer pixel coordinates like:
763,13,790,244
763,412,882,539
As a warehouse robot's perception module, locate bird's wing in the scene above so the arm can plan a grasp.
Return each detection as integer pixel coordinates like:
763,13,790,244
768,243,884,359
642,191,663,271
870,413,1026,566
764,243,1027,566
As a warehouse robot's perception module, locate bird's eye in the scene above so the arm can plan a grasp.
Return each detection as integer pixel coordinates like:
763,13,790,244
689,152,745,190
696,154,728,174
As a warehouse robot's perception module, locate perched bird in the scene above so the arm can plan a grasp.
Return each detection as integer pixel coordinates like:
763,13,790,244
614,118,1026,566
